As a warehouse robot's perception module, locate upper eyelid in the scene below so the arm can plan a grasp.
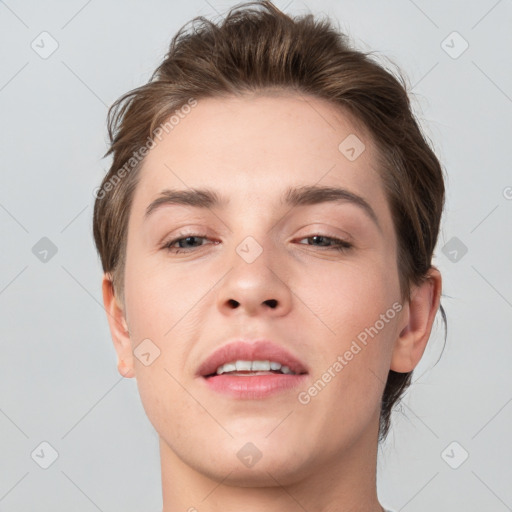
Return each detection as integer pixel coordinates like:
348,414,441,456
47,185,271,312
162,223,354,239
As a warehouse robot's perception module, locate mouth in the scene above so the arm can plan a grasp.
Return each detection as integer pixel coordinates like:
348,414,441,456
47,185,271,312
197,340,309,399
203,359,304,378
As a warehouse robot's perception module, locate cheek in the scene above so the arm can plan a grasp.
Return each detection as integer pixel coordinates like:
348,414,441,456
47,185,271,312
123,247,207,335
301,259,399,390
123,257,200,432
306,257,398,332
134,366,198,446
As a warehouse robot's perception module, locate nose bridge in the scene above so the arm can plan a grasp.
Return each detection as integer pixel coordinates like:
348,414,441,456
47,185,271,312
216,224,292,316
227,198,278,265
230,229,278,287
228,199,283,271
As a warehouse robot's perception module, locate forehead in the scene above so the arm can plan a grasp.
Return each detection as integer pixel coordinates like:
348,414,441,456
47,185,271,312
131,93,390,224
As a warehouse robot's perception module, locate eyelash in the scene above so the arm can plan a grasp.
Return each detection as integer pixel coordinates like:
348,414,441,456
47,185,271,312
161,233,353,254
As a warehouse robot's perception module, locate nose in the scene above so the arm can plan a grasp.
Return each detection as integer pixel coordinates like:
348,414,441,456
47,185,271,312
216,239,293,318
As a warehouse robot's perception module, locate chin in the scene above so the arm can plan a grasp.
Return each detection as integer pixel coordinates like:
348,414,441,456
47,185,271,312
191,435,314,486
198,454,310,488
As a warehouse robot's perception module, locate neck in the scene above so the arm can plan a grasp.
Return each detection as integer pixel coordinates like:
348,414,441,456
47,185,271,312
160,413,384,512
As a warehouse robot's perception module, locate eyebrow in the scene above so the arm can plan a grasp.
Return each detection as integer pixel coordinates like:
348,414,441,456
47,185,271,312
144,185,381,231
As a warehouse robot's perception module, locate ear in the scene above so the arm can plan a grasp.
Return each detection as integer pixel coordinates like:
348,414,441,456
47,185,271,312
102,273,135,378
391,267,442,373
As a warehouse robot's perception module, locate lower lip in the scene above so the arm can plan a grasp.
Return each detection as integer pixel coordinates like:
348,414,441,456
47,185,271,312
202,373,308,399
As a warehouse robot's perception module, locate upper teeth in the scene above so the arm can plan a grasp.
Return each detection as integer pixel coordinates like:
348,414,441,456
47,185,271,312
215,360,296,375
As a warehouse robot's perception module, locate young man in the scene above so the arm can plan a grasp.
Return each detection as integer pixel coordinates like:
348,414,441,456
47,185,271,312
93,2,445,510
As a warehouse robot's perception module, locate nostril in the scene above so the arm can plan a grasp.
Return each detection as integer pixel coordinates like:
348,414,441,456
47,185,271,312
265,299,277,308
228,299,239,308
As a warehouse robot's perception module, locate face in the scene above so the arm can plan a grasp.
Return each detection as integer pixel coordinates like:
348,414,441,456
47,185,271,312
119,93,405,485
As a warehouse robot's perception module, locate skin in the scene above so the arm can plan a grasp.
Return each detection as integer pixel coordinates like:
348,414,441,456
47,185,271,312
102,92,442,512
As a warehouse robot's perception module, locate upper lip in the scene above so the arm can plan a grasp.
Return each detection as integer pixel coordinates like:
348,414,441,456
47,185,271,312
197,340,309,377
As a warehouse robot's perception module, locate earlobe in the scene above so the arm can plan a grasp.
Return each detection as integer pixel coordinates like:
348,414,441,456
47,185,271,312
390,267,442,373
118,359,136,379
101,273,136,379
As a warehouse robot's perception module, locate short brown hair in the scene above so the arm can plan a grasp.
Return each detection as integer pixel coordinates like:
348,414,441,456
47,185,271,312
93,0,447,442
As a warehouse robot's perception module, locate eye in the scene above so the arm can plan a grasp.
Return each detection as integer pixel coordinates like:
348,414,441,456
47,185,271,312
162,233,213,254
296,235,353,252
161,233,353,254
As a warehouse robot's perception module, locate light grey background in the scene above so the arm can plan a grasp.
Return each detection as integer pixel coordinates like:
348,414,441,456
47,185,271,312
1,1,511,511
